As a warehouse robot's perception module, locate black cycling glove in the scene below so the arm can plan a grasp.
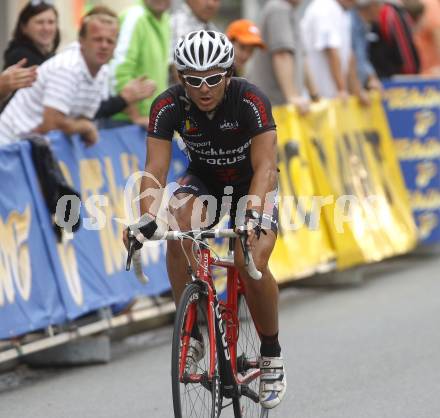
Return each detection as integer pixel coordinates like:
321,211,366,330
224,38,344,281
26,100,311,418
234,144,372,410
128,213,158,249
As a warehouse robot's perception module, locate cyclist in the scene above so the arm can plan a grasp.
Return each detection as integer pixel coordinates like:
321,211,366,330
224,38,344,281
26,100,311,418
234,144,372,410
126,30,286,409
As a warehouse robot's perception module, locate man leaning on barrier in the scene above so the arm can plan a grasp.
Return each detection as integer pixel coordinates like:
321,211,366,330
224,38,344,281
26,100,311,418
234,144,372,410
0,13,118,147
123,30,287,409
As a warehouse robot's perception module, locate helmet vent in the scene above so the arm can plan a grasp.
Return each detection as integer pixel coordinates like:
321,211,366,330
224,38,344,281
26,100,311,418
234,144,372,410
199,44,205,64
189,43,196,62
208,42,214,59
182,47,192,63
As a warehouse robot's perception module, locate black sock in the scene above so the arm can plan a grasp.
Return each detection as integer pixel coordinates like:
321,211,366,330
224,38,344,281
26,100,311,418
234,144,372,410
260,332,281,357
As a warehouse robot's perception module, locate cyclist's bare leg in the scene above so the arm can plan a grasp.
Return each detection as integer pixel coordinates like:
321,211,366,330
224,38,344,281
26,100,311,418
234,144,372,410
166,192,208,305
235,230,286,408
234,230,278,336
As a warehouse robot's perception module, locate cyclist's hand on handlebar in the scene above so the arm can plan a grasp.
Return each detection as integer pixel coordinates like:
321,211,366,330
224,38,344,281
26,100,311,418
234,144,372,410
124,213,159,251
244,221,257,250
241,209,266,250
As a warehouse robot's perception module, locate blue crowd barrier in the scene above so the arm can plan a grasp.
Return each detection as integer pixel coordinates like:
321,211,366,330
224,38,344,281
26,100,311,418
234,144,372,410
0,126,187,339
0,143,66,337
383,78,440,245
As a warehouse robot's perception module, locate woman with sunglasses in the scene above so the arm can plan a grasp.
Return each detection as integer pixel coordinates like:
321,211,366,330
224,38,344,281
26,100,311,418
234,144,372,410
127,29,286,410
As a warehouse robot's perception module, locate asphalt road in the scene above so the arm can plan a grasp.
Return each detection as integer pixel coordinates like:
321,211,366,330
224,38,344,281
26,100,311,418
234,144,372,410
1,254,440,418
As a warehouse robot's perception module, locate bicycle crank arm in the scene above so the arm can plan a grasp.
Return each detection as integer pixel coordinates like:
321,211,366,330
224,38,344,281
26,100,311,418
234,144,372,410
239,384,259,403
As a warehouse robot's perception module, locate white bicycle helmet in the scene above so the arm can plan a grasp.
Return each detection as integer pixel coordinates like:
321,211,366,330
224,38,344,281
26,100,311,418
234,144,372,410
174,30,235,72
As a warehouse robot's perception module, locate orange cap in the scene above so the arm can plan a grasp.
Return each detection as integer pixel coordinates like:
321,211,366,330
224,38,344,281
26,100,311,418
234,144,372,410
226,19,265,49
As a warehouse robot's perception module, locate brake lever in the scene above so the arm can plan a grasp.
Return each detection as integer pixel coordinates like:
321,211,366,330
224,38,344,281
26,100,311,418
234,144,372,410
236,226,250,266
126,232,135,271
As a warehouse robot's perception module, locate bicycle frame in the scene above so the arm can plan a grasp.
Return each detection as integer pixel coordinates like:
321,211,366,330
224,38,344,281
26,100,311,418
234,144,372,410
126,225,264,411
179,241,261,401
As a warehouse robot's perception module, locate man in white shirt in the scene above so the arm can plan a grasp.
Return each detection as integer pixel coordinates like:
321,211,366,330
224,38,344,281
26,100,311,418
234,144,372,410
301,0,368,103
0,13,118,147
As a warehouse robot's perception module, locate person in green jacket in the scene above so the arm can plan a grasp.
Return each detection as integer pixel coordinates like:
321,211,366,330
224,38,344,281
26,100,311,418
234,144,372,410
111,0,171,127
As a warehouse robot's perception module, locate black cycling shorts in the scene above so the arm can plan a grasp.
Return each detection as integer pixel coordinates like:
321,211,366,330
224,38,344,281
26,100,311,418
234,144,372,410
173,173,279,235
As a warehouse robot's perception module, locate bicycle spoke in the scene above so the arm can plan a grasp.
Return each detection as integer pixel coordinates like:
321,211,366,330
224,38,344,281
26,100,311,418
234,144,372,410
235,295,263,417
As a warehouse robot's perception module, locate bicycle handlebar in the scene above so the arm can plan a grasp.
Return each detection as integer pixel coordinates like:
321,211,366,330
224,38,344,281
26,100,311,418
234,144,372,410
126,227,262,282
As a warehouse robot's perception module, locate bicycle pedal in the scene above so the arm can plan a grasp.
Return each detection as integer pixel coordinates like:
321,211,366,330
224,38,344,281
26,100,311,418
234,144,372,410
237,354,256,373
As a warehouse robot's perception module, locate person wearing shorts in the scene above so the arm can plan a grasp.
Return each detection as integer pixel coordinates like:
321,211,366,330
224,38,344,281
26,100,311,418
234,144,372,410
126,30,286,409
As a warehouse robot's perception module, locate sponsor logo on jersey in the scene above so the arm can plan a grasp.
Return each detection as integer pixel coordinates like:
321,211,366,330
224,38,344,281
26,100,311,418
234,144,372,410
199,155,246,165
215,168,240,183
183,117,199,135
243,91,269,128
219,120,240,131
150,96,175,134
185,139,252,158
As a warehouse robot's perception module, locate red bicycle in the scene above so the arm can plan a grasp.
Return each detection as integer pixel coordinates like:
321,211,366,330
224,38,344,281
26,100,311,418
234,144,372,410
127,225,269,417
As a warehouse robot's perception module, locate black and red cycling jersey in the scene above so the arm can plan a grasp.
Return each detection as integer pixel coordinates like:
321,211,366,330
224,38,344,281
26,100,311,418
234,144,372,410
147,78,276,189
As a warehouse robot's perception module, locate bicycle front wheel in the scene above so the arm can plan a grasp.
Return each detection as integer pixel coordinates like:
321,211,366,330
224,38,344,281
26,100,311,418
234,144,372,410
233,294,268,417
171,282,221,418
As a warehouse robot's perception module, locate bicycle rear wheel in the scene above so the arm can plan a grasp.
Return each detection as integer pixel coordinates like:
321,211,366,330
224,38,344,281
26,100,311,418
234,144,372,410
232,294,268,417
171,282,221,418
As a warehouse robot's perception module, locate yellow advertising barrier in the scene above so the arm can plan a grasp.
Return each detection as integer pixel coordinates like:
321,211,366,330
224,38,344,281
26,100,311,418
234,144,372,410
270,106,336,282
271,93,417,274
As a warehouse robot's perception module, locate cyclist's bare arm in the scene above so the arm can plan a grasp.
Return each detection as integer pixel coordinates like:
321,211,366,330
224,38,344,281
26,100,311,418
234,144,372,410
248,129,278,213
139,136,172,217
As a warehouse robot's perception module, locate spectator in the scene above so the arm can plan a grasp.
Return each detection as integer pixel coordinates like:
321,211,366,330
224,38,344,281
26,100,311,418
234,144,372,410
170,0,221,82
301,0,369,104
111,0,171,127
368,0,420,77
404,0,440,75
247,0,318,114
82,5,159,122
3,1,59,69
2,3,151,121
0,13,118,147
226,19,265,77
171,0,220,52
352,1,382,90
0,59,37,106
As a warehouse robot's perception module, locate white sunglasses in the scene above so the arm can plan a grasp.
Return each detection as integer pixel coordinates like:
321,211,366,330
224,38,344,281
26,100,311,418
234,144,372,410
182,71,227,88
